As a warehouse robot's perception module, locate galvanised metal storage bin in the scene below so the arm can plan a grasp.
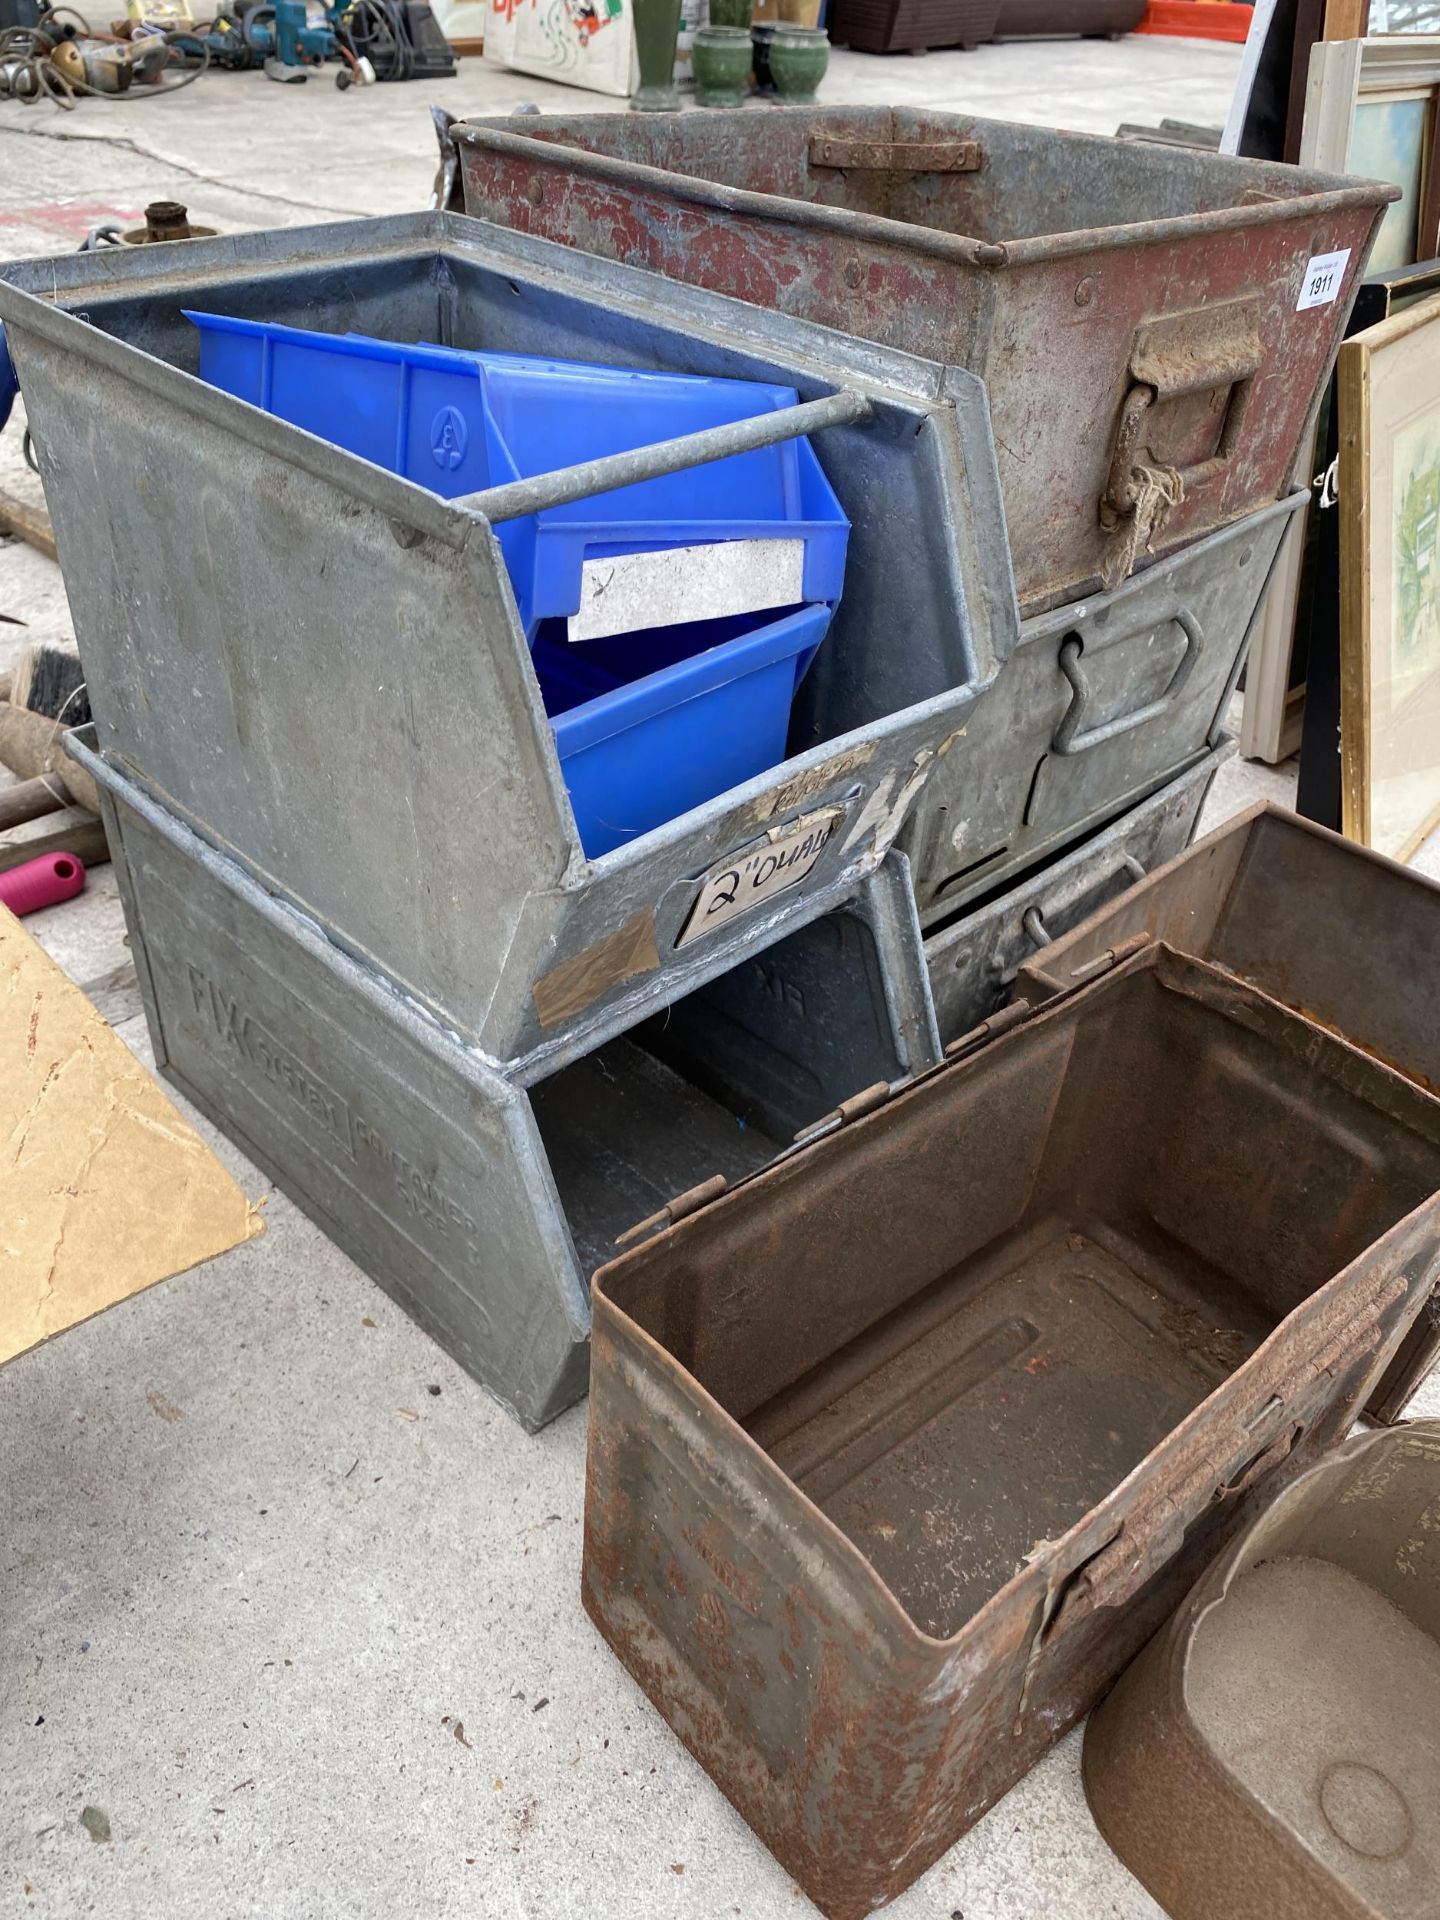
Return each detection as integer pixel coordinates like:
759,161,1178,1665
1014,802,1440,1421
444,106,1395,608
897,492,1302,926
0,212,1015,1075
584,943,1440,1918
73,732,941,1433
923,735,1227,1046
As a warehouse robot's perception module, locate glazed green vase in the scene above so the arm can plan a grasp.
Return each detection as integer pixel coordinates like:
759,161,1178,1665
768,22,827,100
707,0,753,25
629,0,683,110
692,23,750,105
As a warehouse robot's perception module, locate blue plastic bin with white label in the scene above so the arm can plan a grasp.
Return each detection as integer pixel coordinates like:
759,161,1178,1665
184,313,849,635
185,312,843,861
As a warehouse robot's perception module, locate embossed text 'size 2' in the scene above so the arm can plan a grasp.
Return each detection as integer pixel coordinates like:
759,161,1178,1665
675,808,843,949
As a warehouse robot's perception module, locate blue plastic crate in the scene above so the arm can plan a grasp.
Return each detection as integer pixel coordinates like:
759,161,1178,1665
186,313,849,634
533,603,831,859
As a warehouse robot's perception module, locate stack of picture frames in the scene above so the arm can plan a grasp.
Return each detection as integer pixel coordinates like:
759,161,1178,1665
1296,260,1440,860
1242,26,1440,838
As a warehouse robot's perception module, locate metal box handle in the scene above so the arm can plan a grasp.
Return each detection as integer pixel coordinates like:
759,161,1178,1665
1019,853,1146,950
1050,607,1201,756
459,388,872,525
1100,295,1265,531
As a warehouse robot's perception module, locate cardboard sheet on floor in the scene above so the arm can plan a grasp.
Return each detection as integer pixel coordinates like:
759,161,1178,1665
1,904,263,1365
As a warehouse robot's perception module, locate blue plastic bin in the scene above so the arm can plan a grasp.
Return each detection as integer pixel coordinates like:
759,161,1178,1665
533,602,831,859
185,313,849,633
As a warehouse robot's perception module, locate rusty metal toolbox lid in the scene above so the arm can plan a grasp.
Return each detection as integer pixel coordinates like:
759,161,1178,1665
584,942,1440,1919
1014,802,1440,1419
1084,1421,1440,1920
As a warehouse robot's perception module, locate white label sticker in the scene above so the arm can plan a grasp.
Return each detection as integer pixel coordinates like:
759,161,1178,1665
675,808,843,949
1297,248,1352,312
568,538,806,643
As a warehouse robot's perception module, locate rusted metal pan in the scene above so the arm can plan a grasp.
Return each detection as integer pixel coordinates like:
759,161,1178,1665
584,943,1440,1917
446,106,1395,609
1015,802,1440,1418
924,737,1225,1045
1085,1421,1440,1920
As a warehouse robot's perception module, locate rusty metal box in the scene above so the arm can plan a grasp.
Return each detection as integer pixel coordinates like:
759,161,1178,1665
445,106,1395,609
1014,802,1440,1418
584,943,1440,1916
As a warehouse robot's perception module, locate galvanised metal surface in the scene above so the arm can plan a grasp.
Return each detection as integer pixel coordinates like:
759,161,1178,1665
924,736,1226,1047
584,945,1440,1917
0,211,1016,1074
1015,801,1440,1422
74,731,941,1433
445,106,1395,609
897,492,1302,928
1084,1423,1440,1920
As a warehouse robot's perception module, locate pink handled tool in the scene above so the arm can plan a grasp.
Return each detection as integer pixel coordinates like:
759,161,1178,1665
0,851,87,917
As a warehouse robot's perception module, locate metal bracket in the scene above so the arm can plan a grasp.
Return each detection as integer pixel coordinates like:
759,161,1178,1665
807,136,981,173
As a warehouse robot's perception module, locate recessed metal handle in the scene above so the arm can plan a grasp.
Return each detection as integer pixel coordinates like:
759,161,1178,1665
1051,607,1202,756
1100,295,1264,525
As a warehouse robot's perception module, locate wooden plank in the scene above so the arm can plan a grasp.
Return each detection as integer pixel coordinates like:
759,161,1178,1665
1284,0,1326,164
1240,504,1309,762
1321,0,1367,36
0,489,57,565
1338,331,1371,845
0,702,99,812
0,774,66,833
0,807,108,874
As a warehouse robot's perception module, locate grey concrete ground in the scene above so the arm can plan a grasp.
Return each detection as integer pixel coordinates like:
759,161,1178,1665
4,33,1437,1920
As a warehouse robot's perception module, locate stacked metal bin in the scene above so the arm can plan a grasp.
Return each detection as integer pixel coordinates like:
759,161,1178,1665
1,209,1054,1428
444,104,1391,1044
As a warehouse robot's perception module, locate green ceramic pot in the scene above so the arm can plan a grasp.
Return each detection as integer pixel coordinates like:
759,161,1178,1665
767,22,826,100
630,0,683,110
692,24,751,105
708,0,753,27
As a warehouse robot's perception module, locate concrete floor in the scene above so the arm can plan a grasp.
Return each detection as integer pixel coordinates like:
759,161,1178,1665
4,33,1438,1920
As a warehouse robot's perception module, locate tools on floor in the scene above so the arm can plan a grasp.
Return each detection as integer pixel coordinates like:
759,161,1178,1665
0,655,107,878
0,847,86,913
0,1,208,106
156,0,452,84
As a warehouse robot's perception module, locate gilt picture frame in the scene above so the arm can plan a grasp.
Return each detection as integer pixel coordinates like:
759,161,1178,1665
1339,289,1440,857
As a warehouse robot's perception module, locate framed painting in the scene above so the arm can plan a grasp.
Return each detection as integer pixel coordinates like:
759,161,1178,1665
1242,34,1440,764
1339,289,1440,858
1298,256,1440,828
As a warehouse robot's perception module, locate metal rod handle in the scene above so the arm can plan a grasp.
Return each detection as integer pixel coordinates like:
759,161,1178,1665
1051,606,1202,756
460,388,873,526
1019,854,1146,951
